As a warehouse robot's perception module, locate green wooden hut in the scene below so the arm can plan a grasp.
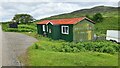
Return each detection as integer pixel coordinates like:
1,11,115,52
37,17,95,42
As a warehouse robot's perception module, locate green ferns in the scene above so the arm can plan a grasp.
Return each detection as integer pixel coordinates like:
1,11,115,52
34,38,120,54
51,41,119,54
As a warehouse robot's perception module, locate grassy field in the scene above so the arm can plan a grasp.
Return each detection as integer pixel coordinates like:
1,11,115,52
24,49,118,66
18,33,119,66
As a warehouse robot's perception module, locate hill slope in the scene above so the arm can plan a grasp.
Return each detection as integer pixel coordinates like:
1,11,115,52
37,6,119,36
40,6,118,20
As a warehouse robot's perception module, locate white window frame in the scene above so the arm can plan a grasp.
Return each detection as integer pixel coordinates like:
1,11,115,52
42,25,45,31
61,26,69,34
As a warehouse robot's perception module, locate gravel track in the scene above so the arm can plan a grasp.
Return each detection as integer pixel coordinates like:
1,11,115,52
2,29,38,66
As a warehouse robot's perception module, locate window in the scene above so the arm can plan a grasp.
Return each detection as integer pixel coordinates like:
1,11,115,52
42,25,45,31
47,25,48,32
61,26,69,34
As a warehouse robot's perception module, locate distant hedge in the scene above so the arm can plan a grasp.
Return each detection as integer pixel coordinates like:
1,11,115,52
2,23,36,32
7,28,33,32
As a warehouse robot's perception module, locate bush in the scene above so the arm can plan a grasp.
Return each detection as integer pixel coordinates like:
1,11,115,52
100,46,116,54
72,47,80,52
34,43,39,49
32,35,119,54
7,28,18,32
7,28,33,32
18,25,36,31
93,13,103,22
49,41,119,54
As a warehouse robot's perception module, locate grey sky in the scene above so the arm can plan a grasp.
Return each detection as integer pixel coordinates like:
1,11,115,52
0,2,118,22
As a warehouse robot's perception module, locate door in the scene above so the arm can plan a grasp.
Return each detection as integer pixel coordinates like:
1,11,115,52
47,23,53,38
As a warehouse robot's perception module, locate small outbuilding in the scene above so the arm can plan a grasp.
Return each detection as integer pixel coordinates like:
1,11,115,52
37,17,95,42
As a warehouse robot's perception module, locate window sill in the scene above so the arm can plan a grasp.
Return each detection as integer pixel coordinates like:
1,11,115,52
62,33,69,34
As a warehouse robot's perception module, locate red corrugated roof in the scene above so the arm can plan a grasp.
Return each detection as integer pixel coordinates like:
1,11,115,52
37,17,95,25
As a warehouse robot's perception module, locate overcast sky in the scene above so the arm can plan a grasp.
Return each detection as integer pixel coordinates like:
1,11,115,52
0,0,119,22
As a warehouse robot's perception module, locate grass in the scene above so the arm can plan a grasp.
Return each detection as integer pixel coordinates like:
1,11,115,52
18,33,119,66
94,17,119,36
25,47,118,66
23,31,120,53
2,23,37,32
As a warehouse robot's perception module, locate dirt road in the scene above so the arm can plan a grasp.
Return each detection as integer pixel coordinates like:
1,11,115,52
2,29,37,66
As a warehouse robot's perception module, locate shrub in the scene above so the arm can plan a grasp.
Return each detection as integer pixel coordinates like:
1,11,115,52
18,25,36,31
7,28,18,32
76,43,83,50
72,47,80,52
64,45,73,52
34,44,39,49
7,28,33,32
100,46,116,54
93,13,103,22
52,41,119,54
80,48,86,52
33,36,119,54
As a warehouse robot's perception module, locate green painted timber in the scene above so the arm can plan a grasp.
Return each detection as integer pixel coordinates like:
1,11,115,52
60,25,73,42
47,23,53,38
46,23,61,40
52,25,61,40
37,24,43,35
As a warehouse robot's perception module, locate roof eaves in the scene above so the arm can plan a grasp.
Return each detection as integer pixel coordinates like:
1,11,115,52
85,17,95,24
46,21,54,25
73,17,85,24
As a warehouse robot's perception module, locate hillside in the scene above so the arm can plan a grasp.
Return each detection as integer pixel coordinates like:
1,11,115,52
40,6,119,20
37,6,119,36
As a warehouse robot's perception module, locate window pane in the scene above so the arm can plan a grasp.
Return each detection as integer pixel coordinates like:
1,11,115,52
62,26,69,34
66,27,68,33
43,25,45,31
63,27,65,33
